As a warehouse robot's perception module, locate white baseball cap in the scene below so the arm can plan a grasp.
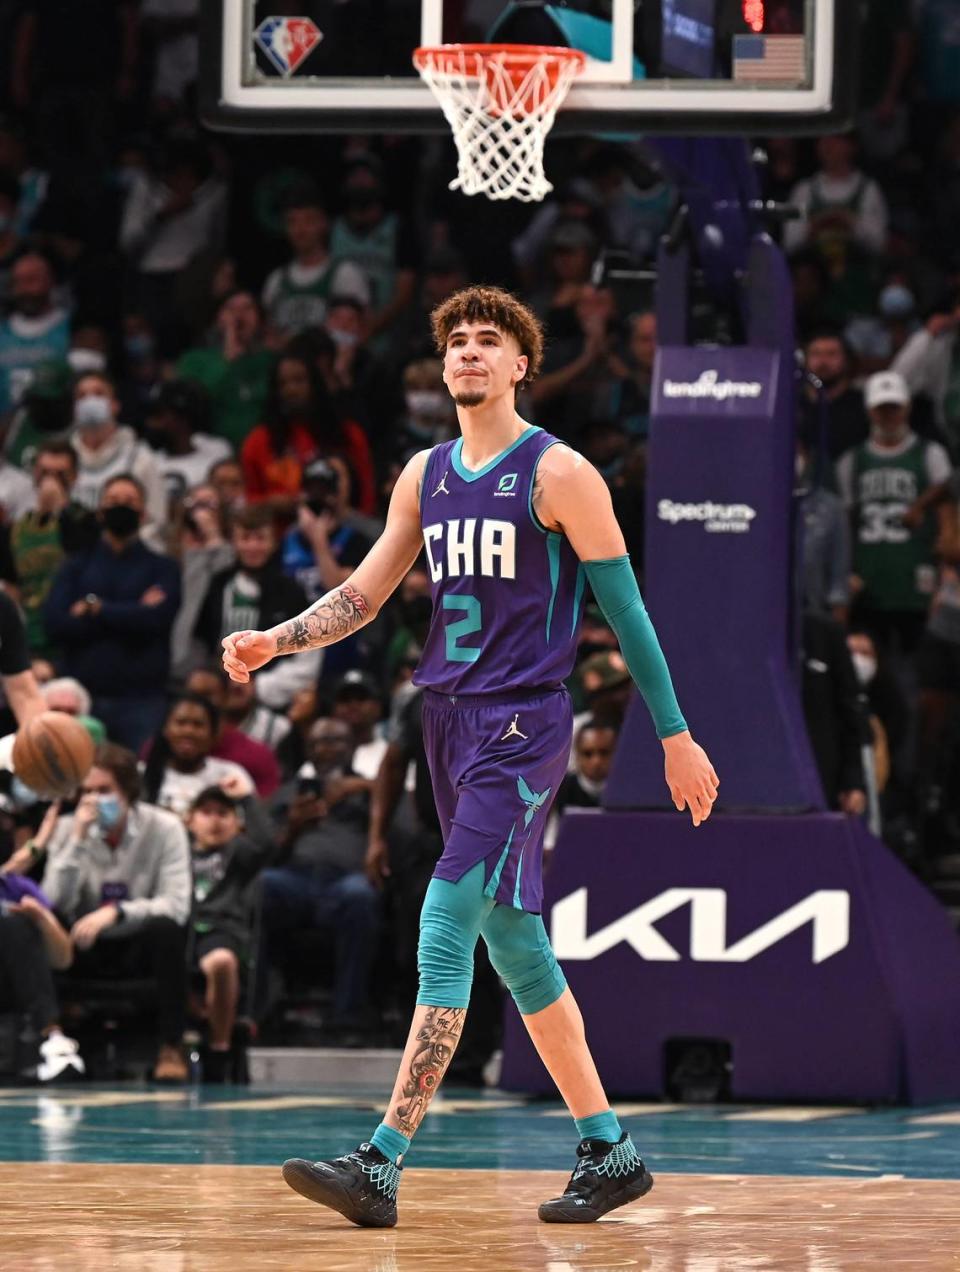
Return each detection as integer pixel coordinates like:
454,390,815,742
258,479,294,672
865,370,910,409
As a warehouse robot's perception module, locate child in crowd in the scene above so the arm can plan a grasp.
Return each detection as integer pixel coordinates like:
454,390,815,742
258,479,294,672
187,786,268,1082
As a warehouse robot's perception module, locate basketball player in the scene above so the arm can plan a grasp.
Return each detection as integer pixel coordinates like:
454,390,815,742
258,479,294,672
222,286,719,1227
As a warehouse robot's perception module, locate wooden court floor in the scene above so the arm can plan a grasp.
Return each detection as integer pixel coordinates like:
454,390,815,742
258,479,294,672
5,1163,960,1271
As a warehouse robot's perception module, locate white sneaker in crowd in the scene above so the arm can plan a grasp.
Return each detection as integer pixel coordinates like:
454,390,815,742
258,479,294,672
37,1033,86,1083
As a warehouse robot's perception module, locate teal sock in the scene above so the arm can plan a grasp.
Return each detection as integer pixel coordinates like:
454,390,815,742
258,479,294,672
575,1110,622,1144
370,1123,410,1164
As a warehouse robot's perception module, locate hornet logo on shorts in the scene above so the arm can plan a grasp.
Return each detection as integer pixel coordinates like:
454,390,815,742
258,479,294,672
517,775,551,827
254,17,323,76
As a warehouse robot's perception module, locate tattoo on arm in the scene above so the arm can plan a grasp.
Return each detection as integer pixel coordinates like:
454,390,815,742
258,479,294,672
274,582,371,654
392,1005,465,1136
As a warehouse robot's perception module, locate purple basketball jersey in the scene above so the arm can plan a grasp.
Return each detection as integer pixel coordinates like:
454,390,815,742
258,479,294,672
413,427,585,694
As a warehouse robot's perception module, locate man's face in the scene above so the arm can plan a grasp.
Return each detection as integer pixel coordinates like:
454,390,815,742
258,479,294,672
307,719,352,772
575,727,617,784
218,291,260,343
805,338,847,387
33,451,76,493
100,479,144,522
284,205,328,255
190,802,240,850
333,691,380,733
442,322,526,410
10,254,52,317
234,525,275,571
869,401,910,443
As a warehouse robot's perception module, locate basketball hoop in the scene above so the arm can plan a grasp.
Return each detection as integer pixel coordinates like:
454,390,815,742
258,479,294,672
413,44,586,204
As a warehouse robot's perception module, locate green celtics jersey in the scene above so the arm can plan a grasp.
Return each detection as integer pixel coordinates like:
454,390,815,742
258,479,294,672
845,435,947,611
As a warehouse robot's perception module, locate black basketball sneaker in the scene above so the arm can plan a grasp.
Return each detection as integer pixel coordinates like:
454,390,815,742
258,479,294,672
538,1132,654,1223
281,1143,402,1227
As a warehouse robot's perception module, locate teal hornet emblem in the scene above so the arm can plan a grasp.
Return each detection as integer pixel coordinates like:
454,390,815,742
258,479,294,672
517,775,551,827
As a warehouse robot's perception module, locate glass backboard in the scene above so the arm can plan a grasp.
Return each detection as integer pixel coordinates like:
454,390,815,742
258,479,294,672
200,1,856,136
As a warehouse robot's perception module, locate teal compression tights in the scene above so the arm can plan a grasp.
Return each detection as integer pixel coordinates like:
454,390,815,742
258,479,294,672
417,861,567,1015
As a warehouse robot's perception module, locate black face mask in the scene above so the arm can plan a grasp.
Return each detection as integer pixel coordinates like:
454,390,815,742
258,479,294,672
101,504,140,538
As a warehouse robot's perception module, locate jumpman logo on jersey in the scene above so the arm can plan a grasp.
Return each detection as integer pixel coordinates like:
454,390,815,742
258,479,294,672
432,471,451,497
517,775,552,827
501,713,528,742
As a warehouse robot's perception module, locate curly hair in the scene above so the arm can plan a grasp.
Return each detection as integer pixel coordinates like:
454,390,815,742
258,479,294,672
430,286,544,383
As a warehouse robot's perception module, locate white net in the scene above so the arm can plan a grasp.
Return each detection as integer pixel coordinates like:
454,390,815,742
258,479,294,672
414,45,585,204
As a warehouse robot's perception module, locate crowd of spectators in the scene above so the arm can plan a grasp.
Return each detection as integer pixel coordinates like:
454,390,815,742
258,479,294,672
0,0,959,1082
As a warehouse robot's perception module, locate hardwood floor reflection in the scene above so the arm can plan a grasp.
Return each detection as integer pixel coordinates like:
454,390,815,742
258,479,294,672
4,1163,959,1270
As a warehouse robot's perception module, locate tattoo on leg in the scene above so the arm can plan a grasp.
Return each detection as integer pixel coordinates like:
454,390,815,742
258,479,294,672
392,1006,465,1136
274,582,371,654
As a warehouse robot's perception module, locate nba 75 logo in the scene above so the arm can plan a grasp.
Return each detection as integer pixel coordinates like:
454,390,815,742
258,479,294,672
254,17,323,77
494,473,518,497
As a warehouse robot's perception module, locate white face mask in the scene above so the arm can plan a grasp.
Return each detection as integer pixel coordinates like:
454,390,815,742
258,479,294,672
406,390,447,418
851,652,877,685
74,394,113,429
68,348,108,375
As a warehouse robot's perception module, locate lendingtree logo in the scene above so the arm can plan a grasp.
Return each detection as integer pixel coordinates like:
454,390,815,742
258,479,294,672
657,499,757,534
662,369,764,401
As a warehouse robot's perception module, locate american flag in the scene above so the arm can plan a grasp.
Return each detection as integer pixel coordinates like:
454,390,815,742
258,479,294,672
733,34,806,83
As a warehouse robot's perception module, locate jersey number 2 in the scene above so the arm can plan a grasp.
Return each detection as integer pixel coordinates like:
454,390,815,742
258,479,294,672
443,594,482,663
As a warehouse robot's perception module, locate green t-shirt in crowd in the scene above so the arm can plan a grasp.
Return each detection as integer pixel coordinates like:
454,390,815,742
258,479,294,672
176,347,275,451
842,435,951,612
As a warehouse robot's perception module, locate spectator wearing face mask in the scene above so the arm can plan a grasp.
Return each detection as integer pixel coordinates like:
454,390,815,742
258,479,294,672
281,458,374,604
144,379,231,509
845,279,921,375
41,743,192,1083
836,372,954,658
0,251,69,413
848,627,911,834
394,358,456,463
66,324,111,380
69,371,167,547
43,474,181,750
177,290,274,451
118,312,165,431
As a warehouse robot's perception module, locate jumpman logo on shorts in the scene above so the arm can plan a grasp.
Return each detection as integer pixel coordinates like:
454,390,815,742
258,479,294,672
501,713,528,741
432,471,451,497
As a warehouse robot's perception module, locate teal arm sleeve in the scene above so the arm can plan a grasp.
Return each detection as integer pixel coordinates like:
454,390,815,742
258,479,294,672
583,555,687,739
